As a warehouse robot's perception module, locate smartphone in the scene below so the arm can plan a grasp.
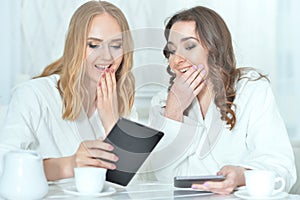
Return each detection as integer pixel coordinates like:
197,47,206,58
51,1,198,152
174,175,226,188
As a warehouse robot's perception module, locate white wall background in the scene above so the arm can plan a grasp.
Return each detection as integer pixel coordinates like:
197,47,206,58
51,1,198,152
0,0,299,138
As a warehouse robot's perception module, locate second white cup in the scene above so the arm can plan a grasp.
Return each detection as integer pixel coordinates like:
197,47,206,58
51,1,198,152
74,167,107,194
244,170,285,198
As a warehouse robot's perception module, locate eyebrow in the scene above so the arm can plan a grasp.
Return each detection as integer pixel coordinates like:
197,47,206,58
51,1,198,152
87,37,102,42
167,36,199,45
87,37,122,43
181,37,198,42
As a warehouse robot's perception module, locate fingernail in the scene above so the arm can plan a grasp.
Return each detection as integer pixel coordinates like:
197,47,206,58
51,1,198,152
203,182,209,187
192,65,197,70
198,64,204,69
201,69,206,76
114,156,119,161
111,164,116,170
191,185,197,189
109,145,114,150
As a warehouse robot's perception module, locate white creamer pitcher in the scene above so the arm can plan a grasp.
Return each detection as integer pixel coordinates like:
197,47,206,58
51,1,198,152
0,150,48,199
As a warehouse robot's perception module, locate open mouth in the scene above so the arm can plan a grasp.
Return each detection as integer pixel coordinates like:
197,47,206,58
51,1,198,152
95,64,112,70
180,68,189,73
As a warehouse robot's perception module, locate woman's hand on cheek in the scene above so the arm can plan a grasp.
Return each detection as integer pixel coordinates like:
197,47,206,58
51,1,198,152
72,138,118,170
165,64,206,121
96,68,119,134
191,165,246,195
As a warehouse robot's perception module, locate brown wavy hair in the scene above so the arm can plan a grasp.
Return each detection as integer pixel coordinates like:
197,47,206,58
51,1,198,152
34,1,135,120
163,6,266,130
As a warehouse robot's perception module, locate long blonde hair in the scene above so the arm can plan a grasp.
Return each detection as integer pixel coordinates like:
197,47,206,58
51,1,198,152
35,1,135,120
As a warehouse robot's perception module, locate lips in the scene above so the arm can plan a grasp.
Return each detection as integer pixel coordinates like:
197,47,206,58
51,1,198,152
95,64,112,71
179,67,190,73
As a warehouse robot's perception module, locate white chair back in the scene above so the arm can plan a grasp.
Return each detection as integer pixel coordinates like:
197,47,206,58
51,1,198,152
290,139,300,194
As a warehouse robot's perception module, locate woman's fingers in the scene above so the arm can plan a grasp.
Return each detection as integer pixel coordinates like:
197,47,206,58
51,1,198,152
88,148,118,162
193,80,206,96
181,64,199,81
191,180,234,195
76,155,116,169
191,166,246,195
204,180,235,195
92,158,116,169
181,64,206,91
82,139,113,150
100,73,108,99
105,69,113,95
110,68,116,89
82,140,117,160
75,140,118,169
97,69,117,101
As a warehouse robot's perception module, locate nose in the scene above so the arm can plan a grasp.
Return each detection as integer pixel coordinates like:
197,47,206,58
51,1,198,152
99,45,113,61
172,52,185,66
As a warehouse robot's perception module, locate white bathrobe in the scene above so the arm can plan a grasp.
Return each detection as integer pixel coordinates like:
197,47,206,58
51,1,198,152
145,70,296,191
0,74,137,175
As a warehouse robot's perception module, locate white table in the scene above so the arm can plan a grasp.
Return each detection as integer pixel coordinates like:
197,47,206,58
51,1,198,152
45,179,300,200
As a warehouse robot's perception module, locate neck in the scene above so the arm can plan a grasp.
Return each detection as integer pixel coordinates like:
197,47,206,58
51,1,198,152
197,83,213,119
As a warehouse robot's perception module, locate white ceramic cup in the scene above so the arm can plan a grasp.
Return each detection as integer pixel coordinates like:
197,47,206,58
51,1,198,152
244,170,285,198
74,167,107,194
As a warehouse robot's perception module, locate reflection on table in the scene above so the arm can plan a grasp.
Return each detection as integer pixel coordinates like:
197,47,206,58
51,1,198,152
45,178,300,200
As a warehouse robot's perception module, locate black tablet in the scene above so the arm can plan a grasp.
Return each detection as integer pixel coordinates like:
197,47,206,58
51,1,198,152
104,117,164,186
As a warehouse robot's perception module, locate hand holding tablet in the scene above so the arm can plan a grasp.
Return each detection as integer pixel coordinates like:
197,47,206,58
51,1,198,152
104,118,164,186
174,175,226,188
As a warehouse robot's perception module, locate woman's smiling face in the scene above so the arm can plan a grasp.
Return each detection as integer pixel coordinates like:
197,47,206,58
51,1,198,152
85,13,123,84
167,21,209,76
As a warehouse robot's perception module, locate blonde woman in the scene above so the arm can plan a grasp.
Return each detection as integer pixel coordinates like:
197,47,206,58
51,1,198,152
0,1,135,181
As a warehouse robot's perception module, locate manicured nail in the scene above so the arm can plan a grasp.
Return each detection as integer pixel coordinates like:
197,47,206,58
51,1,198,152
203,182,209,187
111,164,116,170
191,185,197,189
198,64,204,69
192,65,197,70
201,69,206,76
114,156,119,161
107,145,114,151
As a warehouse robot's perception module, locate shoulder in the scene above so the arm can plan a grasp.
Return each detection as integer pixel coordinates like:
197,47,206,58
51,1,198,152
235,69,270,94
12,74,59,94
234,69,276,109
11,74,60,103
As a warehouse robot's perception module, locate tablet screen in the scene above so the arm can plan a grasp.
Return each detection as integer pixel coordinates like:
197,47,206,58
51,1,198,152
104,118,164,186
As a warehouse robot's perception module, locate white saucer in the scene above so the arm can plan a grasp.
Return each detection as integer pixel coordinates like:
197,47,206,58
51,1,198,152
234,190,288,199
63,186,116,197
48,178,74,185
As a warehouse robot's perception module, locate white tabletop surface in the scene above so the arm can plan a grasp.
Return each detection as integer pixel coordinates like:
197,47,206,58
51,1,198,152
43,178,300,200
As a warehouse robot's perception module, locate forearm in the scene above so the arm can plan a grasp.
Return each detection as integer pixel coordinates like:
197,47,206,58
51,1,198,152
43,156,75,181
164,93,184,122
